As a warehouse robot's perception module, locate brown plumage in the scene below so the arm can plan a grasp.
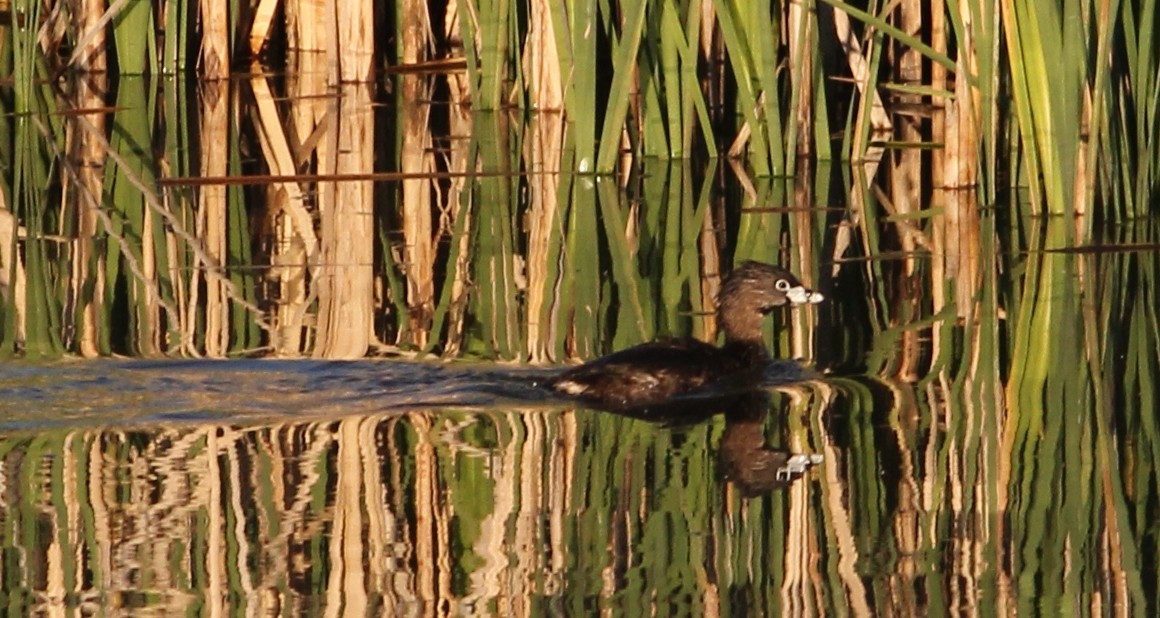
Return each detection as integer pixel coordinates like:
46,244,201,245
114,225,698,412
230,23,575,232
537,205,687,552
548,261,823,410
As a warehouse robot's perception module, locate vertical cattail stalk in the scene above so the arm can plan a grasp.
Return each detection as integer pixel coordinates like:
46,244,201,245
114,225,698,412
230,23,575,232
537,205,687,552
197,80,231,356
313,84,376,358
199,0,230,80
399,0,436,348
333,1,374,83
249,73,319,355
197,0,230,352
523,0,566,362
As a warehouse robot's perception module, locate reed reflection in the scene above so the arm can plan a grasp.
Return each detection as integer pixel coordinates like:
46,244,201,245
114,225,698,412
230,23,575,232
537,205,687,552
0,383,826,617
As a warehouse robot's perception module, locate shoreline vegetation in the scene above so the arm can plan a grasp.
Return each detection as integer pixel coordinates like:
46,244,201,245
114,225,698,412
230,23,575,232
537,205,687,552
1,0,1155,360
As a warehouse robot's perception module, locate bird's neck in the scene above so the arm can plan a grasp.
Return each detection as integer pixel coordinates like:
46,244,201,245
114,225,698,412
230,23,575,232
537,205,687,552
719,308,767,349
721,337,770,364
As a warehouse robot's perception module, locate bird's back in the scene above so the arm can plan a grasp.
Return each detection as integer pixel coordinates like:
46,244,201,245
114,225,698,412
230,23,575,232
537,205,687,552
548,339,756,409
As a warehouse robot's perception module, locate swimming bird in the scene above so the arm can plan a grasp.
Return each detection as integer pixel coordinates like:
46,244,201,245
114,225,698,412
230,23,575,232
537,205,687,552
548,261,823,410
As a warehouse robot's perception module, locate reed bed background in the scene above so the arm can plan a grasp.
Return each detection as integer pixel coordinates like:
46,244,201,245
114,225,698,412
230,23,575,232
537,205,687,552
0,0,1155,358
1,0,1159,614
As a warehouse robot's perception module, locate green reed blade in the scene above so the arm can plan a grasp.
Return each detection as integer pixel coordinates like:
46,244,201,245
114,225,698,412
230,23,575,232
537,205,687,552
637,160,665,269
532,146,576,364
562,178,603,358
471,0,511,110
102,76,169,354
809,48,833,160
377,224,410,348
733,178,785,261
465,114,521,359
818,0,962,78
673,0,718,157
162,0,188,72
8,0,46,114
854,27,887,161
711,0,771,176
112,0,155,75
8,83,64,356
670,29,698,160
1000,0,1047,215
847,165,890,337
1092,248,1148,607
457,0,483,102
677,178,707,320
1001,0,1092,219
659,164,685,336
656,0,685,157
596,178,651,347
226,143,259,353
1125,0,1159,218
567,0,599,171
424,186,473,357
945,0,1000,198
748,0,785,173
639,44,669,159
595,0,648,174
20,220,65,358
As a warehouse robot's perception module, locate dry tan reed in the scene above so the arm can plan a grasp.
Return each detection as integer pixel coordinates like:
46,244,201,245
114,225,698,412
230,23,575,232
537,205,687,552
0,206,26,347
313,84,376,359
200,0,229,79
66,77,108,356
197,81,230,356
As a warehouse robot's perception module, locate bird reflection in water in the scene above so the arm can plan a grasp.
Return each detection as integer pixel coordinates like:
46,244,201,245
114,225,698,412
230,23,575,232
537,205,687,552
577,387,822,497
717,391,823,496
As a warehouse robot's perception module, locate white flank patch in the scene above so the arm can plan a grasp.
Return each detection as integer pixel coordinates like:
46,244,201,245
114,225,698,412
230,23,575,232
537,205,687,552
553,380,588,396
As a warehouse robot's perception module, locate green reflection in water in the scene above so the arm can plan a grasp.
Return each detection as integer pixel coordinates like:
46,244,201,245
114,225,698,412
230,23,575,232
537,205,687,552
0,391,821,616
0,358,1156,615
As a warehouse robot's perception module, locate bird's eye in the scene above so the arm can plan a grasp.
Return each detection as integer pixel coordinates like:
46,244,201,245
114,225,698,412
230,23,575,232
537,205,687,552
775,279,791,291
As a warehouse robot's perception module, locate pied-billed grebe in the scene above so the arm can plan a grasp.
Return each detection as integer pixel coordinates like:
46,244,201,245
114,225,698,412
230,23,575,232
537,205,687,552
548,261,823,409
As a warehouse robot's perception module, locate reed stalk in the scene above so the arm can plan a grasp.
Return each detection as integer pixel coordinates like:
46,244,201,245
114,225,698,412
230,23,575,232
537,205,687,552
72,0,108,72
335,2,374,82
397,57,436,349
313,84,376,359
197,81,230,356
523,117,567,362
563,0,599,171
200,0,230,80
261,63,325,356
468,113,522,359
525,0,565,112
286,0,327,54
112,0,155,75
